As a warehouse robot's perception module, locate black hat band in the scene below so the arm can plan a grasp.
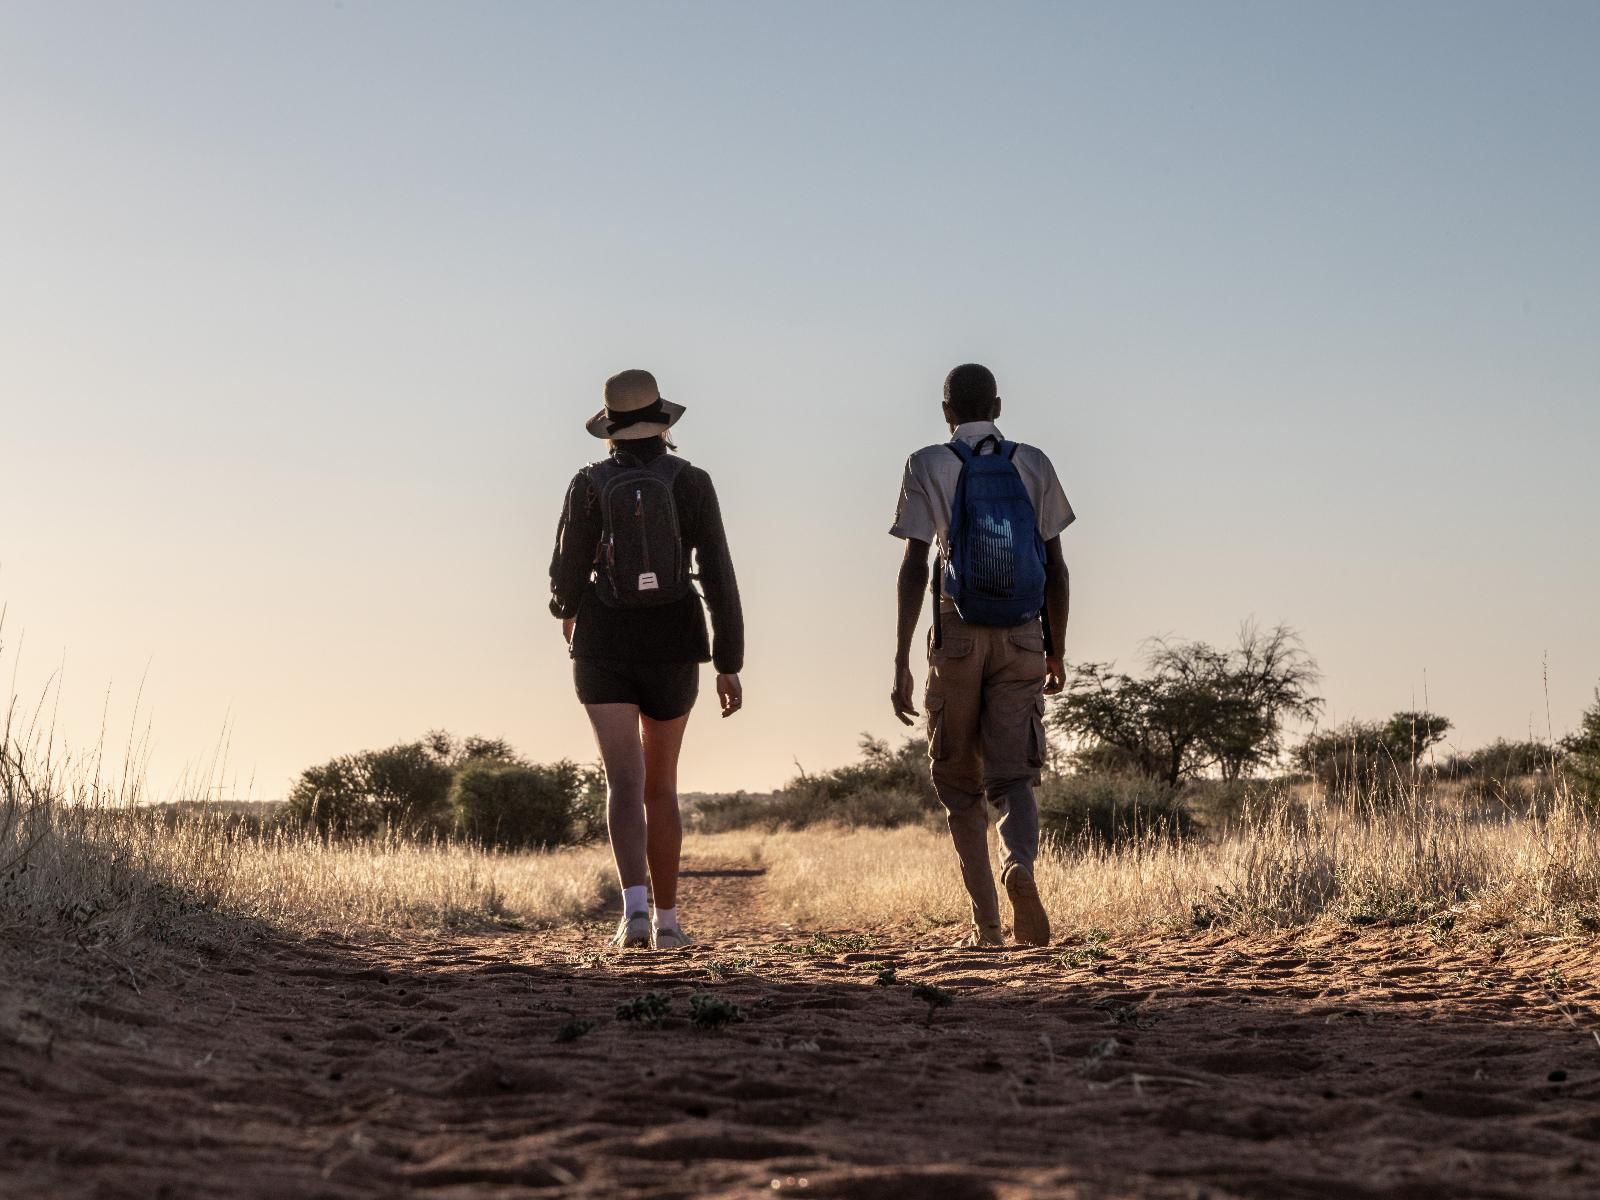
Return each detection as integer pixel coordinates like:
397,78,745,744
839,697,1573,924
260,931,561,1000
605,399,668,430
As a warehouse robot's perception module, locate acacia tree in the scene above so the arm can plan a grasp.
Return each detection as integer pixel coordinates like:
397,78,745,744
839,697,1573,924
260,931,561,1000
1292,711,1452,796
1148,622,1323,780
1049,623,1322,787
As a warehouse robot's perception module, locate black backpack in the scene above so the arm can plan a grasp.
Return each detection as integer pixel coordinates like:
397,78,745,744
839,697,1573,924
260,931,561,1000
585,452,692,608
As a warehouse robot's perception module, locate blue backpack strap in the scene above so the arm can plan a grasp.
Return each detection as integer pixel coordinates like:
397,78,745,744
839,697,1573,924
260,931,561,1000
948,435,1005,461
1001,440,1019,460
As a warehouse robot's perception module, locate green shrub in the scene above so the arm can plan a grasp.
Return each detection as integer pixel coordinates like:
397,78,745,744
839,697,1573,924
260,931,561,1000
688,791,770,833
1562,689,1600,809
285,741,457,838
690,785,932,832
450,761,583,849
689,735,939,832
1437,738,1560,783
566,764,607,843
1037,773,1192,845
286,732,602,846
1292,712,1451,800
797,735,938,805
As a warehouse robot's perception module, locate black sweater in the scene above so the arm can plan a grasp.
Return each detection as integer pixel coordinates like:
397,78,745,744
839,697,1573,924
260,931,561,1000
548,440,744,674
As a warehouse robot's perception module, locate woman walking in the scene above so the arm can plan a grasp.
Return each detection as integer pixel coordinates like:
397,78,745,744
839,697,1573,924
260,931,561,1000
549,369,744,949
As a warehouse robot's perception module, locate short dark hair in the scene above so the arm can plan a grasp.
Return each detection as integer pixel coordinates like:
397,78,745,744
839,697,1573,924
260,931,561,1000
943,363,998,422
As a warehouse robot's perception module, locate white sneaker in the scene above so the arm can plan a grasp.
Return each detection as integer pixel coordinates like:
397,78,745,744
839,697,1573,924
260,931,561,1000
611,911,652,949
653,926,694,951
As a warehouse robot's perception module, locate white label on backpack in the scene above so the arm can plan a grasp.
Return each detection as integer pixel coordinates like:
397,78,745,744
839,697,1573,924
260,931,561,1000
637,572,659,591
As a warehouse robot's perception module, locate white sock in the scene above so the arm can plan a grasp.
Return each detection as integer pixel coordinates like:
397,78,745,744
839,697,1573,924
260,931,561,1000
654,905,680,933
622,885,649,919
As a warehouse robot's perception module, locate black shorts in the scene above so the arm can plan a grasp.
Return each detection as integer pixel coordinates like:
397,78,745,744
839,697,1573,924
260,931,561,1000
573,659,700,721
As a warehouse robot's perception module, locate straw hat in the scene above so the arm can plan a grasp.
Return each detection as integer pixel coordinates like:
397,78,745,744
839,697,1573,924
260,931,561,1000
585,369,686,440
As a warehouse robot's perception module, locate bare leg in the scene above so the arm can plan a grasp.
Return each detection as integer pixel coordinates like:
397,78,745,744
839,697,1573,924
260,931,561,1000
585,703,647,890
640,712,691,909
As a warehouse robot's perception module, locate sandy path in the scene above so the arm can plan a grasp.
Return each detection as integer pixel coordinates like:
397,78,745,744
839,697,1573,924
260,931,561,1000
5,862,1600,1199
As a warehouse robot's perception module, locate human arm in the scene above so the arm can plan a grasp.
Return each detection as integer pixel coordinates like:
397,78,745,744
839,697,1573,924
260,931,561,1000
1043,535,1070,695
892,537,932,725
548,472,598,630
690,470,745,694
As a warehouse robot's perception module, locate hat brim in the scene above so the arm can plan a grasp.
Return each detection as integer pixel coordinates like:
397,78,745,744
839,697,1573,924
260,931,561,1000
585,398,686,440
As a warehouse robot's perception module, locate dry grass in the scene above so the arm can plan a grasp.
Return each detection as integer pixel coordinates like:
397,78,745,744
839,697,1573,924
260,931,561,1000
692,786,1600,941
6,787,1599,949
7,730,1599,949
3,800,617,944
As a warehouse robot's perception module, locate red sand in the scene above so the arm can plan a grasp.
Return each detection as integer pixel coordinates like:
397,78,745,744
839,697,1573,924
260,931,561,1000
5,862,1600,1199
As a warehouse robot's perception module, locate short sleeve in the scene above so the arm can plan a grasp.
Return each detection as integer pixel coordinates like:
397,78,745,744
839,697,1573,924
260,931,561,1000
888,454,937,543
1031,451,1075,540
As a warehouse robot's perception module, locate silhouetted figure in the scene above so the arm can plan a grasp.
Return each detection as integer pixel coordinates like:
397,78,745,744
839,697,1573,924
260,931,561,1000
889,364,1073,946
550,369,744,949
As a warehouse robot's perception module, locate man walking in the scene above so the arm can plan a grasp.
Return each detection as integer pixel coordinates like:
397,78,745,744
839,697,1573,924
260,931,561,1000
889,364,1073,947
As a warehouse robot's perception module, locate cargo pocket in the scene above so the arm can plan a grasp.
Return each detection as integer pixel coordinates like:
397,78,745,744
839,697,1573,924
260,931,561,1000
1007,629,1045,654
1027,695,1047,770
930,635,974,661
926,693,949,762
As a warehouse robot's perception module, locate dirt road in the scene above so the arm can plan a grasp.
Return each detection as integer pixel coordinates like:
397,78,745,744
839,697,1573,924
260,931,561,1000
5,862,1599,1198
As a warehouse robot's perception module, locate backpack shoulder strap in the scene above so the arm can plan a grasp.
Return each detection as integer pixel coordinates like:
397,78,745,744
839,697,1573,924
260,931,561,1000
649,454,689,482
1000,440,1020,460
947,440,974,463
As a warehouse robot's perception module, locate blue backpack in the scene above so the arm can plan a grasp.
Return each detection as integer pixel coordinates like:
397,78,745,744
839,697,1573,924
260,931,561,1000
939,435,1048,628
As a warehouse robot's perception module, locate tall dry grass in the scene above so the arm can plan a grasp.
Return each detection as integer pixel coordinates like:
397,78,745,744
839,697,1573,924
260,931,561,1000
4,799,618,943
2,631,617,942
4,753,616,945
705,784,1600,940
7,694,1598,947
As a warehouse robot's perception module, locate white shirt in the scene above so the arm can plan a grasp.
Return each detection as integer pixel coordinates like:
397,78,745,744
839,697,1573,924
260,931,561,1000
889,421,1075,555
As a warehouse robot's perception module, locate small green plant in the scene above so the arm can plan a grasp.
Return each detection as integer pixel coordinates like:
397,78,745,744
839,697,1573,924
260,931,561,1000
873,964,898,987
615,992,672,1026
687,992,745,1030
910,983,953,1026
1095,999,1157,1029
1426,912,1456,944
1058,928,1111,969
704,957,754,981
777,932,875,957
555,1018,595,1043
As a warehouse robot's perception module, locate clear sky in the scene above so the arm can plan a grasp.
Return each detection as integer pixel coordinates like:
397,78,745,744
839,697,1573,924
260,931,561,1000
3,1,1597,798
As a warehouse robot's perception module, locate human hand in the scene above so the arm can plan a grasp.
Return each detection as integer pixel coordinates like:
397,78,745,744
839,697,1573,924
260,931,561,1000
716,673,742,718
891,663,919,727
562,618,576,646
1044,656,1066,696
